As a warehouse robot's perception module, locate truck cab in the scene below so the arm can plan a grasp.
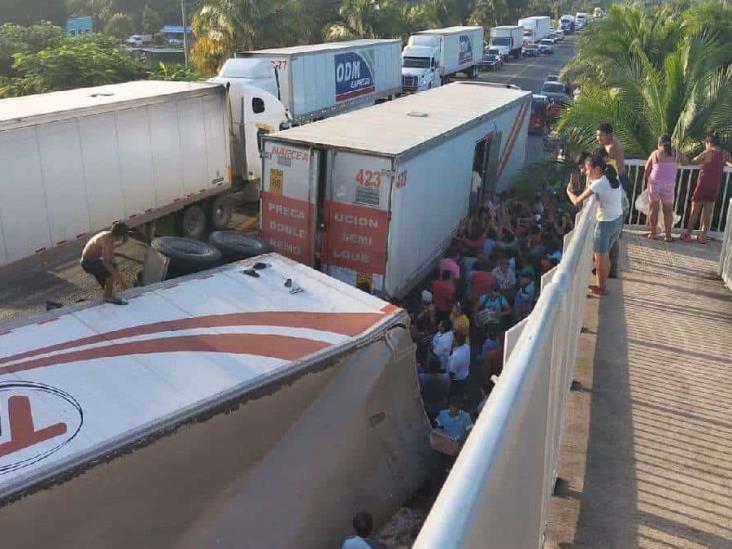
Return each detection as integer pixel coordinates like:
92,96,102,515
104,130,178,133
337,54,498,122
401,37,441,92
209,63,289,184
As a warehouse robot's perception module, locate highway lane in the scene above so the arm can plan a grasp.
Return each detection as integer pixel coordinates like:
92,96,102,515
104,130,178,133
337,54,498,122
477,33,578,93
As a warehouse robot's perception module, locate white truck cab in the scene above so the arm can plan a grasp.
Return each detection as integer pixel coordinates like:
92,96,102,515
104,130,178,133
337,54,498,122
209,66,289,183
401,36,441,93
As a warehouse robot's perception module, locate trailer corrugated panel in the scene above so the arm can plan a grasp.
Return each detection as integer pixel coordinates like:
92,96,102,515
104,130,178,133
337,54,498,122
239,39,402,123
262,82,531,297
0,81,230,267
0,254,431,548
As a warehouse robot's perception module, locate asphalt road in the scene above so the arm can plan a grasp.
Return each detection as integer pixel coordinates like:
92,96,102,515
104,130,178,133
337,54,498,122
477,34,578,93
475,34,578,162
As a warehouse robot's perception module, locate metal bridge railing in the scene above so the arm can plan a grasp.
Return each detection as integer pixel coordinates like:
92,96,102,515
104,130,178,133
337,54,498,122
624,160,732,234
414,198,599,549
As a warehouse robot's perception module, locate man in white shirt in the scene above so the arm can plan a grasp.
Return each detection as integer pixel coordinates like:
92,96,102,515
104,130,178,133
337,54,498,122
448,332,470,397
431,321,454,372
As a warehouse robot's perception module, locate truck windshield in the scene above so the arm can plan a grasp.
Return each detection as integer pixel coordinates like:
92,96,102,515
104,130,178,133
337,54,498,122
402,57,431,69
490,37,510,46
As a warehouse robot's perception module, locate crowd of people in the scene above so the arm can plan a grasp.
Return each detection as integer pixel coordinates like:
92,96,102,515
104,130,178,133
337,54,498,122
341,125,732,549
407,185,575,434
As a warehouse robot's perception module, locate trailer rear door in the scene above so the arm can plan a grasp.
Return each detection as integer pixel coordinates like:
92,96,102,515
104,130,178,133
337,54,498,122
261,140,319,266
322,152,392,294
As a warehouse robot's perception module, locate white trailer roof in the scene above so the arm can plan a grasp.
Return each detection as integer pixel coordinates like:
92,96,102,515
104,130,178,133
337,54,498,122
0,80,223,131
0,254,402,499
243,39,401,56
269,82,530,158
414,26,482,35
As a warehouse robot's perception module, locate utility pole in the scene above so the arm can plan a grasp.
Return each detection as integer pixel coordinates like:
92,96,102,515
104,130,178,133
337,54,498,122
181,0,188,67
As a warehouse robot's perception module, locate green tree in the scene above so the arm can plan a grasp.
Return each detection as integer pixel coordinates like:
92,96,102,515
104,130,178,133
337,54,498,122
562,3,684,87
468,0,509,29
558,32,732,158
104,12,136,39
0,21,65,77
191,0,308,75
324,0,391,40
142,4,164,34
148,62,201,80
3,35,145,97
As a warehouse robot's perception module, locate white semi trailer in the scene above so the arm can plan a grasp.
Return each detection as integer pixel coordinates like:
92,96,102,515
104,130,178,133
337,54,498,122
212,39,403,125
260,82,531,298
0,253,432,548
0,81,285,269
401,26,484,92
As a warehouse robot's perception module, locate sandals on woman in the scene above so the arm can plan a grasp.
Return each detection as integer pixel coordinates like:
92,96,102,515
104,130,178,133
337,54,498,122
697,235,708,245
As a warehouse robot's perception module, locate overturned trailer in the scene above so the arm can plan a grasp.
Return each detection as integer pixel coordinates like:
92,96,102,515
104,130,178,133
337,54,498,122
0,254,431,548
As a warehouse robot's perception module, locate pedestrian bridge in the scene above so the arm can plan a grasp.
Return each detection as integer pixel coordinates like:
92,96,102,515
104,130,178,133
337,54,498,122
414,194,732,548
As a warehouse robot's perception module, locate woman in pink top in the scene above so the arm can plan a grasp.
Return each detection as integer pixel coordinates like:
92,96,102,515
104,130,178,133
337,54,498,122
643,134,683,242
682,135,732,244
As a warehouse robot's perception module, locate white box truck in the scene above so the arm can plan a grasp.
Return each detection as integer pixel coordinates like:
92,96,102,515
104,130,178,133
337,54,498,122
0,253,431,548
401,26,484,92
212,39,402,125
260,82,531,298
0,80,286,269
518,16,552,42
489,26,524,60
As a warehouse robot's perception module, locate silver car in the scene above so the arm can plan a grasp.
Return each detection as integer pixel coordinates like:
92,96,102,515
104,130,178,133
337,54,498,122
540,82,570,103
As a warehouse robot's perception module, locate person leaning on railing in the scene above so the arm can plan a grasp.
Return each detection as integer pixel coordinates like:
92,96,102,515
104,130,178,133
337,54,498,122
681,134,732,245
566,152,624,296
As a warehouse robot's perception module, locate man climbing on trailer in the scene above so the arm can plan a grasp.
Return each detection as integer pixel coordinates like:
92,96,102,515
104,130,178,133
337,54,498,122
80,222,130,305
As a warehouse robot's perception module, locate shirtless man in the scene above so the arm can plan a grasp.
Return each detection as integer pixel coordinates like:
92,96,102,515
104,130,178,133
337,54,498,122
596,122,630,190
80,223,129,304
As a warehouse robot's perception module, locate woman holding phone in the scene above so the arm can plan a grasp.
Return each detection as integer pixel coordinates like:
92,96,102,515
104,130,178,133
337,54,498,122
566,153,624,295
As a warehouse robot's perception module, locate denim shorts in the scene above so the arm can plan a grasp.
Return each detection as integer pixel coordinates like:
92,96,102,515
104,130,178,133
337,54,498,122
594,215,623,254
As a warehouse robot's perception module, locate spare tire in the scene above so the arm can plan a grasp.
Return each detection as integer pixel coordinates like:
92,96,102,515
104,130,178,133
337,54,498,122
209,231,272,262
152,236,223,277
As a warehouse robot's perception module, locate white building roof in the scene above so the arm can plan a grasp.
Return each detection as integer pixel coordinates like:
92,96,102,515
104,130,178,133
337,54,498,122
0,80,222,131
243,39,400,56
0,254,401,499
269,82,530,158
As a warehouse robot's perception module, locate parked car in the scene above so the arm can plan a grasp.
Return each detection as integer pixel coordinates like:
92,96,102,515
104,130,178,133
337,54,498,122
550,32,564,41
540,81,570,103
522,44,539,57
480,51,503,71
538,41,554,55
544,74,560,84
542,36,557,44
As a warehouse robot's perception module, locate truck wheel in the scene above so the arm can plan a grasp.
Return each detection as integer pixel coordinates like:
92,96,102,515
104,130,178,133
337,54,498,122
178,204,207,240
209,231,272,262
208,195,233,230
151,236,223,277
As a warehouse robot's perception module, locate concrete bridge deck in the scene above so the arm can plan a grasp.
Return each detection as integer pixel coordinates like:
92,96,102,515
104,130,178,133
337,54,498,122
547,229,732,548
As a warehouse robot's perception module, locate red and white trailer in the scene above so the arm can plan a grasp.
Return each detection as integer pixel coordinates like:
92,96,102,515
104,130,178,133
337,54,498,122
0,254,430,548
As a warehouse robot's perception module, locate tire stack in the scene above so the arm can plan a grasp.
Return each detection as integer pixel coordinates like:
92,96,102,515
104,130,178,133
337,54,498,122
151,231,271,279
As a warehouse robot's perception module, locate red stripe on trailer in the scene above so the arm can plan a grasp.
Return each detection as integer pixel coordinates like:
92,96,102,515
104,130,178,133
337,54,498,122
496,99,530,180
34,247,46,254
129,214,138,219
199,189,206,193
0,311,389,366
56,240,67,246
0,330,12,337
76,233,86,239
145,208,153,213
380,304,400,314
0,333,332,376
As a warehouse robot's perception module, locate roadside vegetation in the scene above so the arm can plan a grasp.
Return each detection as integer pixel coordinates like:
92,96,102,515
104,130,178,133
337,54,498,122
559,1,732,157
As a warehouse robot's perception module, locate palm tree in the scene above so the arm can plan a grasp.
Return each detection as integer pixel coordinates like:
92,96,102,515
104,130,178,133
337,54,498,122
558,31,732,158
323,0,387,40
191,0,307,75
562,3,684,88
468,0,509,30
